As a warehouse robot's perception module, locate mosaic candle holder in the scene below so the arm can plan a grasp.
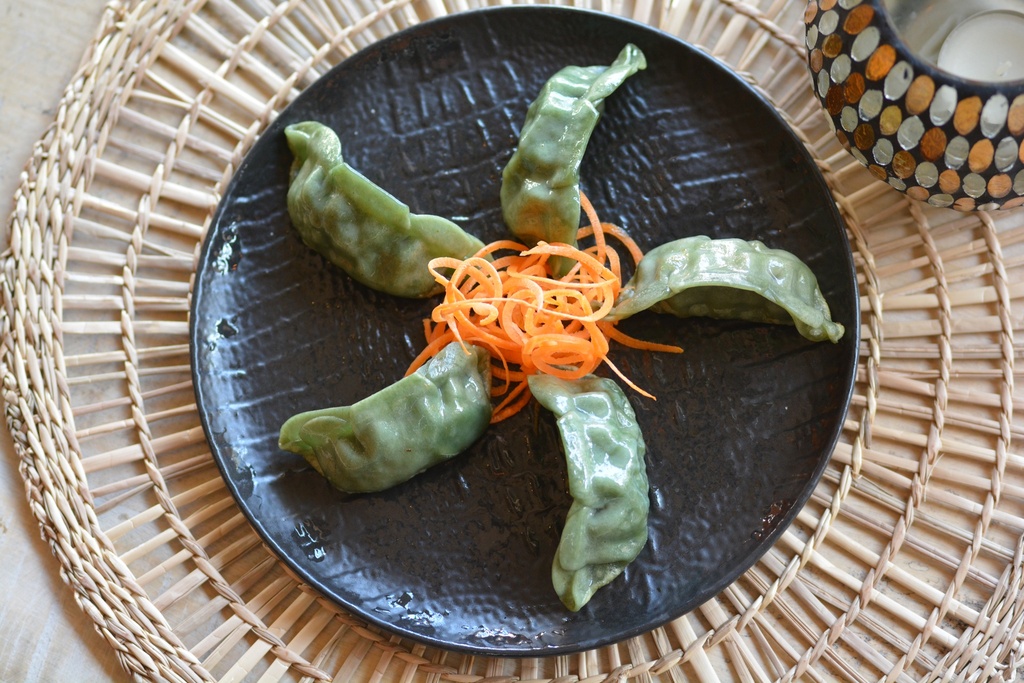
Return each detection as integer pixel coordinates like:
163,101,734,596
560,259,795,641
805,0,1024,211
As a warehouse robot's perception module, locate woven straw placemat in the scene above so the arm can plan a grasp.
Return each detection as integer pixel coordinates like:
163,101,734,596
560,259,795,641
4,0,1024,680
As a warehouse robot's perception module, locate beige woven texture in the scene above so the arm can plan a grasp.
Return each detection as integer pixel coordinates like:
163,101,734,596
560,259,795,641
3,0,1024,680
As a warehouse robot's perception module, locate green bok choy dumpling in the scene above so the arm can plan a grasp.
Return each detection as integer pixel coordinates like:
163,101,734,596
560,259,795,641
528,373,650,611
279,342,492,493
500,44,646,276
285,121,485,298
608,235,845,343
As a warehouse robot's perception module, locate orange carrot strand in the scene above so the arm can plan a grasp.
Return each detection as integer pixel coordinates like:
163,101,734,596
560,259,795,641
600,321,684,354
491,380,533,423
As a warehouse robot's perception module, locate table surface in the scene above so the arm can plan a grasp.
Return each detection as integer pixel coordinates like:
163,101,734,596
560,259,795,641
0,0,129,680
3,2,1021,682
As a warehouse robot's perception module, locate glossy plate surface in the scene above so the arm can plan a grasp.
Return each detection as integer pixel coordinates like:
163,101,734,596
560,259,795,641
191,6,859,656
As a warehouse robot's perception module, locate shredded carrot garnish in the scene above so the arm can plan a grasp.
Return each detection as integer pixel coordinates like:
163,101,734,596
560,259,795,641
407,191,682,423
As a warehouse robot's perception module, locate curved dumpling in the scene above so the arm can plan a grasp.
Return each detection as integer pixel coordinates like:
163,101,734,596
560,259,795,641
528,373,649,611
279,342,492,493
608,235,845,343
285,121,485,298
500,44,647,276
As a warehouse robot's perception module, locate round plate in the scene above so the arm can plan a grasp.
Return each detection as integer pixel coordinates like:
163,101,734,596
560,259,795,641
190,6,859,656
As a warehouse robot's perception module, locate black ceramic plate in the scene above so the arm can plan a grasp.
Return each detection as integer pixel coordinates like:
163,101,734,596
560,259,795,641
191,6,859,656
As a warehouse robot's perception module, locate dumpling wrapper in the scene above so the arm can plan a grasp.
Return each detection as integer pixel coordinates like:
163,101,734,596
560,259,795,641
279,342,492,493
608,235,845,343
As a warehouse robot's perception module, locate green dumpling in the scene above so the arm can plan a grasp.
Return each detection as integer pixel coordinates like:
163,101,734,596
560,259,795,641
528,374,649,611
285,121,485,298
279,342,493,493
500,44,646,276
608,235,845,343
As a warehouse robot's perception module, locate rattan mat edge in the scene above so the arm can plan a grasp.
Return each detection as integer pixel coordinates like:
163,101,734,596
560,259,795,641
4,0,1024,681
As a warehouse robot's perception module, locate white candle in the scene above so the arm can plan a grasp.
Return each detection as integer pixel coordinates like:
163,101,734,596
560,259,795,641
937,10,1024,82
